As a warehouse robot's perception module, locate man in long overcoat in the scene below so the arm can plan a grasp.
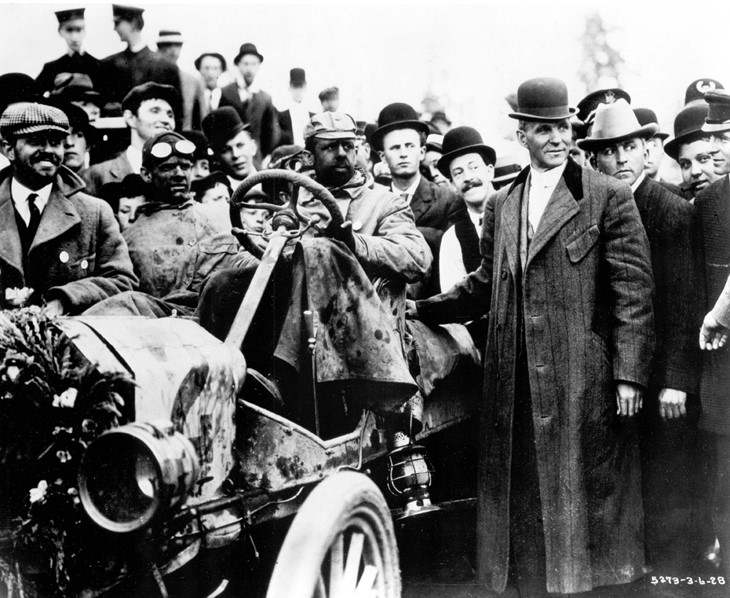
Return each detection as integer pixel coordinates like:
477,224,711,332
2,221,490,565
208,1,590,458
413,78,655,596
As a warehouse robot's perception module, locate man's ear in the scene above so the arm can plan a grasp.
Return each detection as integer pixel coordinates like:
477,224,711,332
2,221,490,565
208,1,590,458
123,109,137,130
418,145,426,161
485,163,495,182
589,153,598,171
139,165,153,184
515,129,527,149
1,138,14,162
377,150,386,162
301,150,314,167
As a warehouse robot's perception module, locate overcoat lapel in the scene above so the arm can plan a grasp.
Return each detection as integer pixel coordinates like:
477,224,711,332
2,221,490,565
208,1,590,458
410,177,433,222
500,176,523,278
30,191,80,253
526,178,580,266
0,189,23,274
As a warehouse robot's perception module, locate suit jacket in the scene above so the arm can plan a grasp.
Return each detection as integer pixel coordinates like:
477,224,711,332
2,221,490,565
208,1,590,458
633,176,702,394
219,83,281,158
278,107,314,146
174,66,206,130
83,152,134,199
0,165,138,313
695,175,730,434
418,158,654,593
101,46,181,109
36,51,104,94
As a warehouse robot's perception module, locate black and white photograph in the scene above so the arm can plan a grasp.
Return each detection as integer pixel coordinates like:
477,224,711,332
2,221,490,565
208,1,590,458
0,1,729,596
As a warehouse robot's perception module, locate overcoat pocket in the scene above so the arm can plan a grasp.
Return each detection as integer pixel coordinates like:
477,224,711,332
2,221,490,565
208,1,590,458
565,224,599,263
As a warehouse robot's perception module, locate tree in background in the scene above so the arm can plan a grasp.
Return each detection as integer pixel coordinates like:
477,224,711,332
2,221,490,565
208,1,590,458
579,12,625,93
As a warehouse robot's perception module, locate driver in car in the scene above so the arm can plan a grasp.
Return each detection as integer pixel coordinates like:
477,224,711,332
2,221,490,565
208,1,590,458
196,111,432,431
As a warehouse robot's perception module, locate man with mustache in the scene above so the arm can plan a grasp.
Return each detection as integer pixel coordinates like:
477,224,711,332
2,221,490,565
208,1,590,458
0,102,137,313
372,102,462,296
84,82,178,198
412,78,654,596
581,98,705,572
85,131,250,318
433,126,496,292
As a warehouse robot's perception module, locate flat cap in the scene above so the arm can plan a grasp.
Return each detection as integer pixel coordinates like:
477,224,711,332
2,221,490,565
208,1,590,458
304,112,357,141
0,102,69,138
702,89,730,133
55,8,85,23
122,82,179,114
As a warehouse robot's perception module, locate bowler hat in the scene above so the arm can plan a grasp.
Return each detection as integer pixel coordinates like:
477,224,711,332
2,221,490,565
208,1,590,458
181,129,213,161
156,30,184,45
685,78,724,106
702,89,730,133
437,126,496,178
576,88,630,125
290,68,306,87
509,77,577,122
0,102,69,138
303,112,357,141
577,99,658,151
202,107,248,150
665,103,710,161
122,82,179,115
0,73,40,112
194,52,227,73
371,102,429,151
633,108,668,140
55,8,84,23
234,42,263,65
112,4,144,20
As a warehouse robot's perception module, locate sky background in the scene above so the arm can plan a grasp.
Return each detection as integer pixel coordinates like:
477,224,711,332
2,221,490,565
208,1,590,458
0,0,728,160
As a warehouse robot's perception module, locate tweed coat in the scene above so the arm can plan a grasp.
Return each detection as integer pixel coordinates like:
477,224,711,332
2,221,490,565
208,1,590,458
695,175,730,434
417,158,655,594
219,83,281,158
633,176,702,395
83,151,134,199
0,165,137,313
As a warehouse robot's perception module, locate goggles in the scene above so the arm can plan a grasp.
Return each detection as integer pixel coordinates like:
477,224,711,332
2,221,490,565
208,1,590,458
148,139,197,160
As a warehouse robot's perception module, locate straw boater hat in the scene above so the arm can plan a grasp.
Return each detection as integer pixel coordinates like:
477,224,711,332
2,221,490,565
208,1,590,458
577,99,658,151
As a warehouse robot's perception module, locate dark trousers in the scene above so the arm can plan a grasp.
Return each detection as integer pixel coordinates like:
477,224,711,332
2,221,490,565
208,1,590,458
703,430,730,577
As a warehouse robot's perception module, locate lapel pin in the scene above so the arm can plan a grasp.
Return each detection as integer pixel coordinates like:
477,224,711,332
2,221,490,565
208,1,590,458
59,251,70,264
352,221,363,231
80,259,88,270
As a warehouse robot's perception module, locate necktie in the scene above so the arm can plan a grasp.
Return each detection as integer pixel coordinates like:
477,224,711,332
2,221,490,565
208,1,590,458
27,193,41,235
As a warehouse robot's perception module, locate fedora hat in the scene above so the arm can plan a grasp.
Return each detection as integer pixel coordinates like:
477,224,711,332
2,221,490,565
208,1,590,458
702,89,730,133
437,126,496,178
234,42,263,65
633,107,668,140
664,103,710,161
509,77,577,122
576,88,631,125
371,102,429,151
577,99,658,151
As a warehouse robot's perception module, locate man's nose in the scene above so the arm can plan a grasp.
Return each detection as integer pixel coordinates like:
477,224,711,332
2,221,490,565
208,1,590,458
64,135,74,148
690,161,702,176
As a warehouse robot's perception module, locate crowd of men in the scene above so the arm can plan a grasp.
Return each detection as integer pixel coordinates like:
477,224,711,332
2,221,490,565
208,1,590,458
0,3,729,597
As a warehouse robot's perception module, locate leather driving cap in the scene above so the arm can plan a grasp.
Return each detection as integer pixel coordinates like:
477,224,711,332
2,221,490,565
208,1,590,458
577,99,657,151
509,77,577,122
303,112,357,141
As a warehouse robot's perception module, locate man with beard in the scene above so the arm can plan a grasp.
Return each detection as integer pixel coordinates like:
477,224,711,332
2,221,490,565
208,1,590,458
435,126,496,292
665,102,721,201
0,102,137,313
202,107,257,189
371,102,462,296
197,112,430,429
219,43,280,164
581,98,705,573
84,82,177,197
412,78,654,597
85,131,249,317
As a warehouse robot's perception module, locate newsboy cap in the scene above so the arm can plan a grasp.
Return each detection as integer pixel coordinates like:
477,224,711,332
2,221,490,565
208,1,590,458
202,107,248,150
304,112,357,141
55,8,85,23
702,90,730,133
0,102,69,138
437,126,496,178
664,103,710,161
122,82,179,114
371,102,429,151
509,77,577,122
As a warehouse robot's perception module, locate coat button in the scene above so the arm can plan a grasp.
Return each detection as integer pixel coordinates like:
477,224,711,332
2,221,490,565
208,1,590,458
59,251,69,263
501,271,507,280
352,220,363,232
80,259,88,270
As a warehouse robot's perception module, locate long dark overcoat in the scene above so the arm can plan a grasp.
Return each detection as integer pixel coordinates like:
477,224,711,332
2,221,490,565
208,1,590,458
418,158,655,594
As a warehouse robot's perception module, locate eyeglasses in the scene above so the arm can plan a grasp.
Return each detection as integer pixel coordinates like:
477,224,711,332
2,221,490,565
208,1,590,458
149,139,197,159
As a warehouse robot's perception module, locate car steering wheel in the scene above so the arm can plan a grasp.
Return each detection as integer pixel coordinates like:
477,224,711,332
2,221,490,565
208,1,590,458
229,169,344,259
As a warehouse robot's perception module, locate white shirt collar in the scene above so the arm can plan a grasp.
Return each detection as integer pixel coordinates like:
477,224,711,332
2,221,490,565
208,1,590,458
11,178,53,225
128,41,147,54
67,48,85,57
126,145,142,174
236,73,260,94
391,174,421,199
530,161,566,189
468,209,482,230
630,171,646,193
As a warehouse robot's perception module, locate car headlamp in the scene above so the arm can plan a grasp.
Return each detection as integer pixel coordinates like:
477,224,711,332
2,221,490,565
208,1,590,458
78,421,199,533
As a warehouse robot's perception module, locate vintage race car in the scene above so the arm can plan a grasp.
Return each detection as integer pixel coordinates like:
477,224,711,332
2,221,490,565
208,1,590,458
0,170,481,598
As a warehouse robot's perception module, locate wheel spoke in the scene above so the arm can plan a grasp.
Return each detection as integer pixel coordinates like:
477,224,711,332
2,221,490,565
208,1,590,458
342,532,365,592
314,574,327,598
329,533,345,598
353,565,378,598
